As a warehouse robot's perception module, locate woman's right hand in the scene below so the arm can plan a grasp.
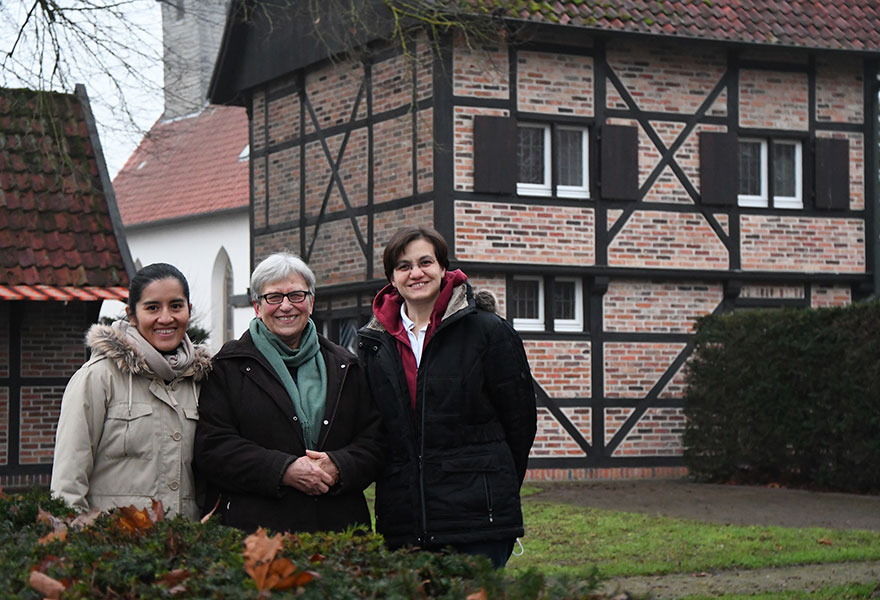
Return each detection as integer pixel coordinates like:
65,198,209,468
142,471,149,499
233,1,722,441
281,455,335,495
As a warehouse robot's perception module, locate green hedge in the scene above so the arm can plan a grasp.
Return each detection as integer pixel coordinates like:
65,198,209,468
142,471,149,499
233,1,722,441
0,489,632,599
683,300,880,494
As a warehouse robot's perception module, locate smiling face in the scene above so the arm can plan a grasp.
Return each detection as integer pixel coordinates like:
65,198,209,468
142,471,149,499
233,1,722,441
254,273,314,349
391,238,447,310
126,277,191,352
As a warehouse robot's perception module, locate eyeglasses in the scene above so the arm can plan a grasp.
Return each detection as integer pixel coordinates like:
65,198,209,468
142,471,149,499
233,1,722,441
260,290,311,305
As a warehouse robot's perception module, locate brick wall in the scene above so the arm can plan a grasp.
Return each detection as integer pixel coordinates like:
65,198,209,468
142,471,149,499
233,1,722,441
606,41,727,115
740,69,809,130
603,280,723,333
607,211,729,269
454,201,595,265
604,342,688,399
811,285,852,308
20,387,63,464
517,51,594,116
1,301,93,486
524,340,591,398
609,407,686,457
815,56,864,124
453,38,509,99
740,215,865,272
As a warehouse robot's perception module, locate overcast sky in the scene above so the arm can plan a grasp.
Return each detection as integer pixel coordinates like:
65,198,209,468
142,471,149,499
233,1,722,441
0,0,165,179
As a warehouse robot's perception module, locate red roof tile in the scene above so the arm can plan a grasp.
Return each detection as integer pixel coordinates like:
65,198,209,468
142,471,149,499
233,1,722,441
489,0,880,52
113,105,249,227
0,86,131,288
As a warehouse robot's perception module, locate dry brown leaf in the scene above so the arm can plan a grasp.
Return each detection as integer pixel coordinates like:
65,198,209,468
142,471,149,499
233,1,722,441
243,528,285,590
116,505,156,535
70,507,102,530
150,498,166,523
466,588,489,600
38,529,67,545
158,569,191,587
29,571,65,599
200,498,221,524
817,537,834,545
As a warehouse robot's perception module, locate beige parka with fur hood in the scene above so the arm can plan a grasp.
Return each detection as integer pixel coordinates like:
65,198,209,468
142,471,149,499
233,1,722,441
50,323,212,519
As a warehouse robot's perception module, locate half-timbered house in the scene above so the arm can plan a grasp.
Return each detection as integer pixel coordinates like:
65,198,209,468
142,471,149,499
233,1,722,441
208,1,880,479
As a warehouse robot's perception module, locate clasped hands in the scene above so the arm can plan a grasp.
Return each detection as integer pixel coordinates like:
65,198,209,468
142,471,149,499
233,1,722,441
282,449,339,496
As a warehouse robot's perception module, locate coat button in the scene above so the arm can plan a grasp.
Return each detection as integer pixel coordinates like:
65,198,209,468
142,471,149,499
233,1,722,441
340,364,346,369
169,481,179,491
246,366,251,372
293,416,298,421
372,345,378,351
171,432,182,441
323,419,329,425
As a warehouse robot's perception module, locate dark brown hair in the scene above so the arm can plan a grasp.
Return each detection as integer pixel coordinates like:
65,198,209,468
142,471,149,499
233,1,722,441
382,226,449,281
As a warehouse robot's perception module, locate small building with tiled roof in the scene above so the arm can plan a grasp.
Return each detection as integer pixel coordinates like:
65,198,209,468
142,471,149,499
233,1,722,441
0,84,134,490
209,0,880,478
109,0,251,352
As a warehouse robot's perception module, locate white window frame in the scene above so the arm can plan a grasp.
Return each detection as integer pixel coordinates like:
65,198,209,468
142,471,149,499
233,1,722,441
737,138,768,208
510,276,545,332
771,139,803,209
516,124,552,197
738,137,803,210
556,126,590,199
552,277,583,332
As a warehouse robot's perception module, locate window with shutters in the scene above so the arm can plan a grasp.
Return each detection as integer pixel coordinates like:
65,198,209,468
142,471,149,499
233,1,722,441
737,138,803,209
516,123,589,198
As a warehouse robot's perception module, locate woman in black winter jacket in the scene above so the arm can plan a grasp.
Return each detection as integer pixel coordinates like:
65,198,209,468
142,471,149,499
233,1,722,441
358,226,537,568
195,253,383,534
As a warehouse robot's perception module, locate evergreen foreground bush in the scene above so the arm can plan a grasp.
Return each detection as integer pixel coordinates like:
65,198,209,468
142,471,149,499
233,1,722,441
0,489,624,599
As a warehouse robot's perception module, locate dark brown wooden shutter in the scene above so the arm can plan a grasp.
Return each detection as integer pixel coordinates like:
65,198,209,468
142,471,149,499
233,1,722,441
815,137,849,210
699,132,737,206
600,124,639,200
473,116,516,194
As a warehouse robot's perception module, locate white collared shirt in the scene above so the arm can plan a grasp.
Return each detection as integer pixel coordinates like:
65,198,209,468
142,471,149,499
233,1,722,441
400,302,428,367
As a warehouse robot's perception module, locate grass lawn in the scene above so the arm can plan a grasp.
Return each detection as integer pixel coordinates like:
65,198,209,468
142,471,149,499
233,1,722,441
366,484,880,598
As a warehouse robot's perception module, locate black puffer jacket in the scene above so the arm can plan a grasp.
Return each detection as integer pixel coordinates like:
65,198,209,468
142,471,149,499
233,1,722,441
358,280,536,548
194,330,383,534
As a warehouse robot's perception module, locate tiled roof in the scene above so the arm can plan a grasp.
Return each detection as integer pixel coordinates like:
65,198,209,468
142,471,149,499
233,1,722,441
488,0,880,52
0,86,131,288
113,104,249,227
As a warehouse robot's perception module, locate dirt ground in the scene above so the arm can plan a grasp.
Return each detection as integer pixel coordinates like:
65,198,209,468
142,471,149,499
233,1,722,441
523,479,880,599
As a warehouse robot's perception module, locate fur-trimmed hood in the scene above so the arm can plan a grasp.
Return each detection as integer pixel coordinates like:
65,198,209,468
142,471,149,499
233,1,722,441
85,323,213,382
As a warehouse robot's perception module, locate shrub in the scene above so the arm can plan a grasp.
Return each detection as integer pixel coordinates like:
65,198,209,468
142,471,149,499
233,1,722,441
0,489,627,599
683,301,880,493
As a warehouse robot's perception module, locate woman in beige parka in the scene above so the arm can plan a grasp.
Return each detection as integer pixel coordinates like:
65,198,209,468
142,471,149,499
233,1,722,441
51,263,212,519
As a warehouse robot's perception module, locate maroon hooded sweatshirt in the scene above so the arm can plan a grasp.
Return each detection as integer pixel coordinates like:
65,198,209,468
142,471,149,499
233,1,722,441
371,269,468,410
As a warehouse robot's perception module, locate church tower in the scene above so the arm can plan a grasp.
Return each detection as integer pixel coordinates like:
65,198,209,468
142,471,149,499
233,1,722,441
160,0,228,119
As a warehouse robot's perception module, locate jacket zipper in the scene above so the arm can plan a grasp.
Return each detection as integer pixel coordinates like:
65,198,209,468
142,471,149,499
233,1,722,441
483,474,494,523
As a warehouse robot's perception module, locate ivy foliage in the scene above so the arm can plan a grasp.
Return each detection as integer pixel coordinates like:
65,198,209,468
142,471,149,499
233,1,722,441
1,488,626,599
683,300,880,494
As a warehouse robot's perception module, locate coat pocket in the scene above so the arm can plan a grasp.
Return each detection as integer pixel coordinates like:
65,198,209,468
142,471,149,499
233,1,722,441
103,403,154,459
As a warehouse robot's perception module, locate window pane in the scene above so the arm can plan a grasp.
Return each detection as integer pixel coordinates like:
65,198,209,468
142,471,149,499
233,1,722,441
773,142,796,197
738,141,762,196
553,280,576,320
511,279,540,319
517,127,545,184
557,129,583,187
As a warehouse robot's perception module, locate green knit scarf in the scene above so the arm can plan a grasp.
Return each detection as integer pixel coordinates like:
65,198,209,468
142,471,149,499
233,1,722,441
249,317,327,449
